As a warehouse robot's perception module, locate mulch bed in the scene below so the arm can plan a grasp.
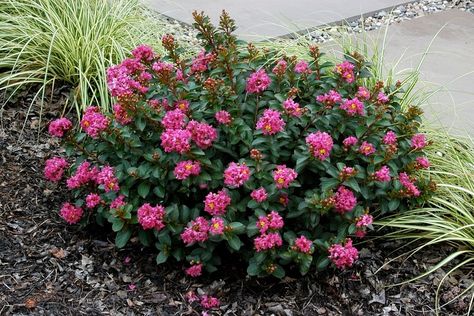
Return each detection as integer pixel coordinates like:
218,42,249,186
0,92,471,315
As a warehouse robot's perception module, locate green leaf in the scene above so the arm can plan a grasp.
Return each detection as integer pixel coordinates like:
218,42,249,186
272,265,286,278
247,261,259,276
388,199,400,211
112,218,124,232
355,125,367,138
227,235,242,251
295,155,309,173
115,227,132,248
138,230,151,246
137,182,150,198
156,251,168,264
316,257,330,271
229,222,245,234
344,178,361,193
153,186,165,198
321,178,340,192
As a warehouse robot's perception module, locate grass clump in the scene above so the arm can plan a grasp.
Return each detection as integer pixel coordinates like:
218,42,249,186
0,0,194,117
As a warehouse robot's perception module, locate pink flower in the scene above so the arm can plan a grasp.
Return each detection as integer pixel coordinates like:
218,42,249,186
273,165,298,189
110,195,126,209
278,194,289,206
374,166,391,182
377,92,389,104
316,90,342,108
204,190,231,216
254,232,283,252
160,129,192,154
355,87,370,100
176,69,186,82
340,98,364,116
334,186,357,213
382,131,397,145
128,284,137,291
44,157,68,182
306,131,333,160
343,136,358,148
283,99,303,117
294,60,310,74
246,69,271,94
215,110,232,125
399,172,421,197
187,120,218,149
355,230,366,238
107,58,148,98
340,166,356,179
294,236,312,254
131,45,155,62
85,193,101,208
185,263,203,277
191,50,214,73
356,214,373,227
181,217,209,245
185,291,199,303
174,160,201,180
60,202,83,224
200,295,220,309
416,157,430,169
209,217,225,235
113,104,132,125
224,162,251,188
97,166,119,192
80,106,109,138
137,203,166,230
411,134,427,150
48,118,72,137
359,141,376,156
335,61,355,83
328,238,359,269
257,211,284,234
174,100,190,112
256,109,285,135
152,61,174,74
272,59,287,76
66,161,99,189
250,187,268,203
162,109,187,130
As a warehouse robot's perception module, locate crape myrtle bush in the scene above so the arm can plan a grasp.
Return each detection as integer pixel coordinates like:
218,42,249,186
45,11,435,278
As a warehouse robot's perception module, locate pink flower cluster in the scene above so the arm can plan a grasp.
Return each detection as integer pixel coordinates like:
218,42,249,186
174,100,190,112
359,141,376,156
181,217,210,245
334,186,357,213
107,57,149,98
306,131,333,160
328,238,359,269
60,202,83,224
80,107,109,138
273,165,298,189
335,61,355,83
257,211,284,234
209,217,225,235
383,131,397,145
224,162,251,188
377,92,389,104
355,86,370,100
185,263,202,277
340,98,364,116
191,50,214,73
215,110,232,125
131,44,156,62
254,232,283,252
272,59,287,76
416,157,430,169
316,90,342,108
343,136,358,148
200,295,220,309
204,190,231,216
294,235,312,254
48,118,72,137
137,203,166,230
113,104,132,125
187,120,217,149
174,160,201,180
411,134,427,150
44,157,68,182
399,172,421,197
256,109,285,135
246,69,271,93
160,129,192,154
96,166,119,192
86,193,101,208
283,99,303,117
110,195,126,209
66,161,99,189
356,214,373,227
374,166,391,182
250,187,268,203
294,60,310,74
162,109,187,130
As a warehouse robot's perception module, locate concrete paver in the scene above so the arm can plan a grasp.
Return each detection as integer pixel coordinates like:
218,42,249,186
145,0,414,40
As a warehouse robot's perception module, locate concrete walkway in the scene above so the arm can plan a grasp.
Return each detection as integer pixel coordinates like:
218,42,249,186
144,0,414,40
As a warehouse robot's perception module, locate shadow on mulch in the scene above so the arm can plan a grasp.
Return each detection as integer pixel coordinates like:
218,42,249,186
0,95,471,316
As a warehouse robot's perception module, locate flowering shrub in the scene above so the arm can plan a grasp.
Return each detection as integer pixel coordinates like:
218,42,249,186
45,11,434,278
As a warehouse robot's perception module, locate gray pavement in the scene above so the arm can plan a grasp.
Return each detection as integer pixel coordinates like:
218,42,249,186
325,10,474,135
144,0,414,40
